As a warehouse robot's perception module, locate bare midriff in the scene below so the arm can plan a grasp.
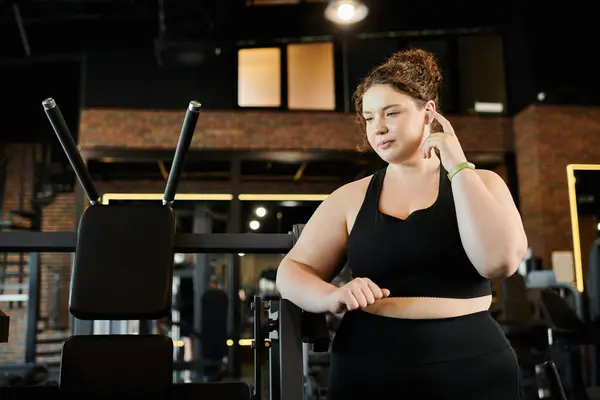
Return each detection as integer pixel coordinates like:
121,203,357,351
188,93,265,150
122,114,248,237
362,295,492,319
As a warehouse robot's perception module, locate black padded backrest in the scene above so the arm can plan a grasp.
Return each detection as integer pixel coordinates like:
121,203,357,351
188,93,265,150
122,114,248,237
60,335,173,389
71,204,175,320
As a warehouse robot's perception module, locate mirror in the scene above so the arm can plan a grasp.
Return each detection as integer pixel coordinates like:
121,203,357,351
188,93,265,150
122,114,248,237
567,164,600,292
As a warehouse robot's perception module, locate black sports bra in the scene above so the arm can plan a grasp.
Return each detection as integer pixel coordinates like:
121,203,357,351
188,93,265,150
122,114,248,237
346,165,491,299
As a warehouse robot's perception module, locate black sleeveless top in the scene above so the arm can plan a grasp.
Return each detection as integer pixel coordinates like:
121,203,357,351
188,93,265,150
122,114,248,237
346,164,491,299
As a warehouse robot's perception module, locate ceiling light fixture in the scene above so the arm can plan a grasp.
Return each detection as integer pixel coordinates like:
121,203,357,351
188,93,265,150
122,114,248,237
324,0,369,25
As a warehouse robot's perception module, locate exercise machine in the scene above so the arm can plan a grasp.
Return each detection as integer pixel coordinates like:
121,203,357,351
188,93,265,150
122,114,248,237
0,97,329,399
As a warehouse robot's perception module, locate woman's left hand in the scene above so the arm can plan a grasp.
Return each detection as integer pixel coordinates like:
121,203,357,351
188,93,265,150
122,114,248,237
422,109,468,172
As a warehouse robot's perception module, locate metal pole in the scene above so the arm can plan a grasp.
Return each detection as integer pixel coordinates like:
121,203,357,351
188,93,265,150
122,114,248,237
227,156,242,379
0,231,295,254
269,300,281,400
342,35,351,113
193,203,212,380
278,300,304,400
162,101,201,206
24,252,40,363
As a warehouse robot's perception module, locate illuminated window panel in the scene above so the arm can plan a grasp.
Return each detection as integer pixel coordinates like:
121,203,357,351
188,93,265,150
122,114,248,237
287,42,335,111
238,48,282,108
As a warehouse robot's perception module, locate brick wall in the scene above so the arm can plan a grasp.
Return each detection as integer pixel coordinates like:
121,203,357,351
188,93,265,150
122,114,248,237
0,144,77,362
514,104,600,271
1,144,33,362
78,108,514,152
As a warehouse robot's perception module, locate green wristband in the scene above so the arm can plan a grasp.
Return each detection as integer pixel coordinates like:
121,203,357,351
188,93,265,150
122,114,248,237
447,161,476,181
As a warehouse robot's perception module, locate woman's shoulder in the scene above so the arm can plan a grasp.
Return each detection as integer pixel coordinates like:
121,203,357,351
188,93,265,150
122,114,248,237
323,173,377,217
331,174,374,200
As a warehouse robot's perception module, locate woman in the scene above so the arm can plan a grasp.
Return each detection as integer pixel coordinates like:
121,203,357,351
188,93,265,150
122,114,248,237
275,48,527,399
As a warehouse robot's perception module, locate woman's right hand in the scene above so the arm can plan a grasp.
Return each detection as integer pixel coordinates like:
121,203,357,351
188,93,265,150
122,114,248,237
326,278,390,314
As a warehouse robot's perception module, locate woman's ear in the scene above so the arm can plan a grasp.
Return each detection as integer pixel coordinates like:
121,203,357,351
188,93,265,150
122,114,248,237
425,101,437,125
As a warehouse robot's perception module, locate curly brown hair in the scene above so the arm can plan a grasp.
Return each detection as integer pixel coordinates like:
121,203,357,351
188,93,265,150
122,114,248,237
353,48,443,149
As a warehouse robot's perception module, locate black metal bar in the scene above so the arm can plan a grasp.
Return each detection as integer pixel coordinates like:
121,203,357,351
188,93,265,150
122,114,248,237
37,337,67,345
163,101,201,205
504,151,520,210
0,253,7,296
36,349,62,357
17,252,24,308
71,151,87,337
0,272,29,278
268,301,281,400
252,296,263,400
228,156,243,379
0,232,75,252
11,3,31,57
542,361,568,400
24,252,40,363
227,253,242,378
192,203,211,381
280,44,288,111
42,98,100,204
51,271,61,328
278,299,304,400
178,233,293,254
0,232,294,253
341,35,350,113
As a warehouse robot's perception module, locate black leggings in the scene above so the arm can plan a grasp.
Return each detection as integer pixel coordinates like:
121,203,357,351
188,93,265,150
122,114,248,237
328,309,520,400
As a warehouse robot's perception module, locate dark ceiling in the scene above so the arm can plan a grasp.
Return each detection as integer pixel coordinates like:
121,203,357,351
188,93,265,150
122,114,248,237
0,1,588,54
0,0,594,103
